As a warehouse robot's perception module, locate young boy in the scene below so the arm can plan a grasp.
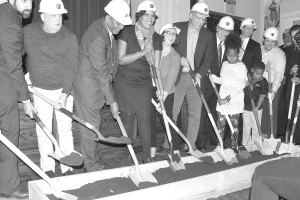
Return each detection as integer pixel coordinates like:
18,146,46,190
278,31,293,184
243,61,268,147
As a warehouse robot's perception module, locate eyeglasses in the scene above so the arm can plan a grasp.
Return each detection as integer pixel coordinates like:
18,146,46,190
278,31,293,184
164,31,177,37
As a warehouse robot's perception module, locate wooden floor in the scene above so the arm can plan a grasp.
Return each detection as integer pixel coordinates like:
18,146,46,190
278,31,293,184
0,103,250,200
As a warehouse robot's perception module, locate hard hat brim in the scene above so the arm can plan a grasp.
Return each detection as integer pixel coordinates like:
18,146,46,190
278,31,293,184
39,8,68,15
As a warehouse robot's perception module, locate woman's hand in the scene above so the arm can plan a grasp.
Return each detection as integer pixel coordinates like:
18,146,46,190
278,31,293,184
292,77,300,85
218,98,228,105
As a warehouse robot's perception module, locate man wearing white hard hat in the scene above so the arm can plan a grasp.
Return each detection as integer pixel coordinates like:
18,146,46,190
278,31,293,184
0,0,36,198
73,0,132,172
24,0,79,177
172,2,215,151
260,27,286,138
195,16,234,152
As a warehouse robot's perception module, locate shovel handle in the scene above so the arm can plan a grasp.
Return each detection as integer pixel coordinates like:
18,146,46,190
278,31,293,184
286,72,297,143
33,113,63,156
187,65,224,150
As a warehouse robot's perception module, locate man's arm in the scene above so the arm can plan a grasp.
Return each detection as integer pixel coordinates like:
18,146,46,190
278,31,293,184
0,24,30,101
88,37,115,105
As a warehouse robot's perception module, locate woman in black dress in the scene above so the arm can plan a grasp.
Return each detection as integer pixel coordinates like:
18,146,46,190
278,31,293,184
115,0,162,162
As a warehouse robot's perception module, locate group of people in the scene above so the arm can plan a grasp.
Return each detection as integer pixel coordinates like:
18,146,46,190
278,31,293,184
1,0,300,199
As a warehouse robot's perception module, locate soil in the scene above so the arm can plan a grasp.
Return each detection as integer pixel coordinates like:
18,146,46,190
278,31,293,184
60,152,83,166
47,151,281,200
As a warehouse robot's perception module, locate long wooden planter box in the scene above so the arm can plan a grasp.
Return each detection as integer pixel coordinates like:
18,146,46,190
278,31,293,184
28,148,283,200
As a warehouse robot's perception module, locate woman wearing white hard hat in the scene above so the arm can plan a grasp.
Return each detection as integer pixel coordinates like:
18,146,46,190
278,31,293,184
152,24,182,154
260,27,286,138
114,0,162,162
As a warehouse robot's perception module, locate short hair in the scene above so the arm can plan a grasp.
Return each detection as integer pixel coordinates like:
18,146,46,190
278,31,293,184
253,61,265,71
135,10,158,22
224,33,242,54
160,32,179,46
290,25,300,35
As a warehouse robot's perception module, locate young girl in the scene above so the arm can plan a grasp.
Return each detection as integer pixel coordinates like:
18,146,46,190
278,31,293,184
211,33,248,147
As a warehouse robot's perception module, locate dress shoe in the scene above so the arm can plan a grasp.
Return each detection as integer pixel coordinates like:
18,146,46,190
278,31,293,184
45,170,56,178
62,170,74,176
156,147,169,155
1,184,29,199
198,146,207,153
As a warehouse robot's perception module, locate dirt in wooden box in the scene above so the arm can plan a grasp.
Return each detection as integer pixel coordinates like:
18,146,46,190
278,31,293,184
47,151,281,200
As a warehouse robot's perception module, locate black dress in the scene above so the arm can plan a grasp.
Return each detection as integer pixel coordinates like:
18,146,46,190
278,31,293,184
115,25,162,114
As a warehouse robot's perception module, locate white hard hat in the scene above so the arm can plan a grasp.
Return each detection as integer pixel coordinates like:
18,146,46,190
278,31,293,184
218,16,234,31
191,2,209,17
240,18,257,30
104,0,132,25
264,27,278,41
39,0,68,15
159,24,181,35
136,0,158,16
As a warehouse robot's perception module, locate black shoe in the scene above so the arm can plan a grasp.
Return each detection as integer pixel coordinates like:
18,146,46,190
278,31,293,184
1,184,29,199
156,147,169,155
62,170,74,176
196,144,207,153
45,170,56,178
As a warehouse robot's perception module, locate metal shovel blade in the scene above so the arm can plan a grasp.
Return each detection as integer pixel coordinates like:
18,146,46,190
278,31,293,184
53,191,78,200
49,151,83,166
167,151,185,172
128,167,158,189
238,145,252,159
221,148,238,165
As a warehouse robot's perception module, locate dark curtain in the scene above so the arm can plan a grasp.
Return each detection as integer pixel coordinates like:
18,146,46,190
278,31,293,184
23,0,111,40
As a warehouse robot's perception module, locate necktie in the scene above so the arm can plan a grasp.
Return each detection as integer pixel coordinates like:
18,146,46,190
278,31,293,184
218,41,222,68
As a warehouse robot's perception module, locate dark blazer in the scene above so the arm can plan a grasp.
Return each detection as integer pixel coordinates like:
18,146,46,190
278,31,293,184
174,21,215,85
73,18,118,109
242,38,262,73
0,2,30,102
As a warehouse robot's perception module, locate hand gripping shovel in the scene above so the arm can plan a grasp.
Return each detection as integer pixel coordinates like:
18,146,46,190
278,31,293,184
264,65,281,150
285,70,298,143
276,94,300,154
151,99,214,164
116,115,158,188
33,113,83,166
149,52,185,172
208,73,251,159
0,131,78,200
247,87,273,155
28,86,131,145
188,65,237,165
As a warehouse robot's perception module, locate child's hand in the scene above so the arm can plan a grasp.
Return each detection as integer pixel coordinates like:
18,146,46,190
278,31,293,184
218,98,228,105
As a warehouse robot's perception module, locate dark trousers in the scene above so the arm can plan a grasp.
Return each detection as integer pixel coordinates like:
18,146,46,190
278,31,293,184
120,112,151,162
277,81,288,136
150,87,157,148
251,157,300,200
0,101,21,194
196,85,218,147
74,100,103,172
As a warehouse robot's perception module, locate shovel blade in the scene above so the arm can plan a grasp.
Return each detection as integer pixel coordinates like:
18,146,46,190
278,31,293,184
254,140,270,155
239,145,252,159
54,191,78,200
167,152,185,172
222,148,238,165
129,171,158,189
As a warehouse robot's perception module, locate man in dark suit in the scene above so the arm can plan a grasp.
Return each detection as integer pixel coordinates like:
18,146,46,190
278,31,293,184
173,2,215,151
195,16,234,152
72,0,132,172
0,0,36,198
239,18,262,145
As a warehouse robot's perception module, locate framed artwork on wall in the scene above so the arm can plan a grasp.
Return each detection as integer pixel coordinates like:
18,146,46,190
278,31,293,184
264,0,281,30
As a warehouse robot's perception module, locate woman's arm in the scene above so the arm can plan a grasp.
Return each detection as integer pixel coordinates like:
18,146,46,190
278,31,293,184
118,39,151,65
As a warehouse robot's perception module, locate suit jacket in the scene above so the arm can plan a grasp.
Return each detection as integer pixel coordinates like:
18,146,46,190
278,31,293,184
174,21,215,85
0,2,30,102
242,38,262,73
73,18,118,109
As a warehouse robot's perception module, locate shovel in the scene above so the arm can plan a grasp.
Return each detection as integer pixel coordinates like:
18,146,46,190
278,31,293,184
151,99,214,164
33,113,83,166
0,131,78,200
247,87,273,155
188,66,238,165
149,52,185,172
264,65,281,150
208,73,251,159
116,115,158,188
28,86,131,145
276,94,300,154
285,70,298,143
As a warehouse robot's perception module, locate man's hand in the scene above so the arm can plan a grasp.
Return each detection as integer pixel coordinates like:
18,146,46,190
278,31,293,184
56,93,68,108
23,101,37,118
218,98,228,105
181,57,191,72
110,102,119,119
192,73,201,87
156,90,169,102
